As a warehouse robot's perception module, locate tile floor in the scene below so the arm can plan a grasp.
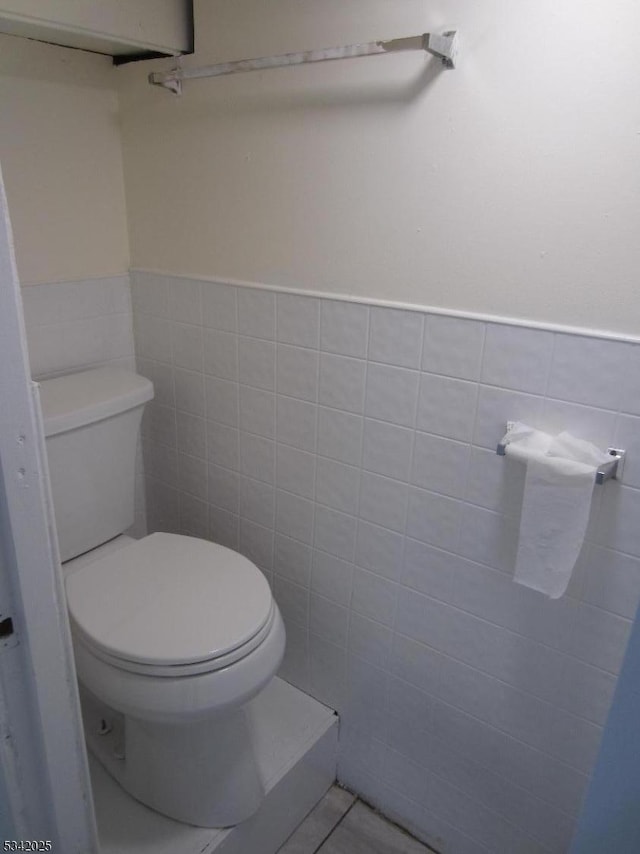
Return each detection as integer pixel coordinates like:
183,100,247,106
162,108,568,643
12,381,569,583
277,786,435,854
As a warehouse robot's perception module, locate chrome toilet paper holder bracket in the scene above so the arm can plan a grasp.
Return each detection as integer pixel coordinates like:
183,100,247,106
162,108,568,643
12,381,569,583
496,423,626,485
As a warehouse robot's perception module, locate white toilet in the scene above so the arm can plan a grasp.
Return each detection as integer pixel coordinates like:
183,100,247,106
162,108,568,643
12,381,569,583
39,366,286,828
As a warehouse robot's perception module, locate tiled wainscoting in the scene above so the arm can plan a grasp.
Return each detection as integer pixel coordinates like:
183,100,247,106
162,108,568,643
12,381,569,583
21,276,135,379
21,275,146,535
132,269,640,854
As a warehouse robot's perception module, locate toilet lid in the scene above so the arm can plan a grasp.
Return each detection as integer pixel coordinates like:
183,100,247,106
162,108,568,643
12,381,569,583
65,533,273,668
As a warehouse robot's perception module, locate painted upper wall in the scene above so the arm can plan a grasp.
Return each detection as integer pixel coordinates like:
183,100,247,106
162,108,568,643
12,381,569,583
0,34,129,285
118,0,640,336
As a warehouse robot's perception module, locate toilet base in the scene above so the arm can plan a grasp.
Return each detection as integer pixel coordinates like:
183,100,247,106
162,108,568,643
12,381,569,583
80,685,265,827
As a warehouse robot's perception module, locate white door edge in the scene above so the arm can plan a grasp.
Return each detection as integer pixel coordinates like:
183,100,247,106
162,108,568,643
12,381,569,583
0,162,98,849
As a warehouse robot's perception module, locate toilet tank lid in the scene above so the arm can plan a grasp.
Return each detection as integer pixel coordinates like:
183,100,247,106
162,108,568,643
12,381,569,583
39,368,154,437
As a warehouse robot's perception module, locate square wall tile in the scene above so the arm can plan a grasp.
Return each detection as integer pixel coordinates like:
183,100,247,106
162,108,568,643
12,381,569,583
597,485,640,558
311,550,354,606
363,419,413,481
359,472,409,533
239,518,274,573
277,395,317,452
279,622,309,691
565,603,632,674
412,432,470,499
613,414,640,489
473,385,543,450
481,324,554,395
180,493,209,537
239,476,275,529
465,447,525,515
276,293,320,348
205,376,238,426
141,403,176,447
365,364,419,428
176,412,206,459
457,504,520,573
277,344,318,401
547,334,630,411
276,489,315,544
556,657,616,725
202,282,237,331
401,539,459,603
207,464,239,514
310,593,349,646
168,276,202,325
274,533,312,587
239,432,275,484
174,368,205,416
549,710,602,773
349,613,392,669
422,315,485,380
276,443,316,499
619,344,640,416
321,299,369,357
238,337,276,390
206,420,239,469
355,520,404,581
369,307,424,369
204,329,238,380
315,457,360,515
209,505,239,550
406,487,461,552
144,439,177,486
583,546,640,619
237,287,276,339
317,407,363,465
172,322,203,371
352,567,398,626
437,657,553,751
239,385,275,438
319,353,366,414
417,374,477,442
135,314,172,363
309,635,347,711
314,506,357,562
395,586,445,649
179,493,208,537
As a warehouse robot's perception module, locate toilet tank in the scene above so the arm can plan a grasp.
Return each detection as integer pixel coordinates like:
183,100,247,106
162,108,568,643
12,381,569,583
39,368,154,562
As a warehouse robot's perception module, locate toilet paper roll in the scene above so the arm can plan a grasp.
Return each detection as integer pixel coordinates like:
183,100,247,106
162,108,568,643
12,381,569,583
501,423,610,599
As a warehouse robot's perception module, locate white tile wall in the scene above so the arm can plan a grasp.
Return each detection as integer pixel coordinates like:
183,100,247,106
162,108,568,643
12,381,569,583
132,271,640,854
22,276,134,378
22,275,145,538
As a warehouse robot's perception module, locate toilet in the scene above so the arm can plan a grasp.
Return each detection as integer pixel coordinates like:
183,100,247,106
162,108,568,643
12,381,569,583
39,366,286,828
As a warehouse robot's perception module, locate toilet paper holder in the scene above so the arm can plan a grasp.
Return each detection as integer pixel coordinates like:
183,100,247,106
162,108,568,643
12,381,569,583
496,423,626,485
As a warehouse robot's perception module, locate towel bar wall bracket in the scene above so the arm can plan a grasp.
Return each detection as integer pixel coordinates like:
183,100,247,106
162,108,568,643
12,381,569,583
148,30,459,95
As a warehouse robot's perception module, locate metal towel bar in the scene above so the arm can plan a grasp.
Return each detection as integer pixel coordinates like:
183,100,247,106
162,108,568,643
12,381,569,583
496,426,625,485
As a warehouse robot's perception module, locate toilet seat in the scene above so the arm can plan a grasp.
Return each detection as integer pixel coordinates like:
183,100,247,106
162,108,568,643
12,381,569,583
66,532,274,677
75,602,277,677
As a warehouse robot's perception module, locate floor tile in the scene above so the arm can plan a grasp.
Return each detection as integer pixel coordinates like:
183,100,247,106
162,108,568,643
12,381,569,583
278,785,356,853
316,801,434,854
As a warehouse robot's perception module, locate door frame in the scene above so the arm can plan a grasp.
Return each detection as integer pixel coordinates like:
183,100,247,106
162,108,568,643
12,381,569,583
0,164,98,849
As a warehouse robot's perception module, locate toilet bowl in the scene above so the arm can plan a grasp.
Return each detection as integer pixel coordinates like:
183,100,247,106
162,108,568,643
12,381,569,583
65,533,285,827
40,367,286,827
66,532,285,723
